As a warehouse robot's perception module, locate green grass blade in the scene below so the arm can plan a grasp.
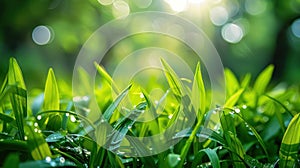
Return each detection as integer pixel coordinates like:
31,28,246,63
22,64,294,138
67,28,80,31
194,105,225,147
236,113,269,160
161,58,184,97
225,68,240,97
106,102,146,152
25,124,52,160
94,62,119,94
192,148,220,168
3,153,19,168
279,113,300,167
8,58,27,140
99,84,132,123
43,68,60,110
224,88,244,108
192,62,206,119
253,65,274,95
0,112,15,123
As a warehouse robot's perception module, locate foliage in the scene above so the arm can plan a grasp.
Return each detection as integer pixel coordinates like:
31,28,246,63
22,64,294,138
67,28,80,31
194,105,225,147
0,57,300,167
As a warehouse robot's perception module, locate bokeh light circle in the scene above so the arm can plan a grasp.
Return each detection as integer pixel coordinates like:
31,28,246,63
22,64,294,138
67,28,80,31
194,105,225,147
32,25,53,45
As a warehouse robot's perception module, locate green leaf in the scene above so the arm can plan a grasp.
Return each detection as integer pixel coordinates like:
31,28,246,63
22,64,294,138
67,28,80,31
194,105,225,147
43,68,60,110
8,58,27,140
253,65,274,95
0,112,15,123
225,68,240,97
94,62,119,94
279,113,300,167
25,124,52,160
224,88,244,108
106,102,147,152
3,153,19,168
99,84,132,123
161,58,184,97
192,62,206,119
192,148,220,168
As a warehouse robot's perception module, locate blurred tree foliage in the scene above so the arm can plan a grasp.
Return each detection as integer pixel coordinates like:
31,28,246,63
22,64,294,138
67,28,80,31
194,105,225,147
0,0,300,88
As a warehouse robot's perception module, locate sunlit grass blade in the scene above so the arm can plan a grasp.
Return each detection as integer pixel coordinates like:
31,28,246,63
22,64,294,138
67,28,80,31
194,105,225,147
25,124,52,160
253,65,274,95
225,68,240,97
99,84,132,123
106,102,146,152
265,94,296,116
94,62,119,94
279,113,300,167
192,148,220,168
161,58,184,97
8,58,27,140
192,62,206,119
224,88,244,108
43,68,60,111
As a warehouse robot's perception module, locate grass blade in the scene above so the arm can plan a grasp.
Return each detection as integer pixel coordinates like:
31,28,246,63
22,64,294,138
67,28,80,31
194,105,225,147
161,58,184,97
224,88,244,108
279,113,300,167
94,62,119,94
192,62,206,119
225,68,240,97
8,58,27,140
192,148,220,168
25,124,52,160
43,68,60,110
253,65,274,95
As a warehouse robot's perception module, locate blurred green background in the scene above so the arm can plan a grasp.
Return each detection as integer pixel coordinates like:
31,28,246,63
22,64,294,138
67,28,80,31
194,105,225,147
1,0,300,89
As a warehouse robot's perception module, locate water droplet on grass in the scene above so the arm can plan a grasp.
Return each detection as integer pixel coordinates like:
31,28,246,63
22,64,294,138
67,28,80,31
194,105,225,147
37,115,42,120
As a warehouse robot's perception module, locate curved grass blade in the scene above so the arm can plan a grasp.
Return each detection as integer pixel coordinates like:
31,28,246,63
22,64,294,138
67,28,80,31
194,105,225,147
106,102,147,152
161,58,184,97
192,148,220,168
94,62,119,94
279,113,300,167
8,58,27,140
224,88,244,108
25,124,52,160
192,62,206,119
265,94,296,116
43,68,60,111
235,113,269,160
3,153,19,168
225,68,240,97
253,65,274,95
98,84,132,124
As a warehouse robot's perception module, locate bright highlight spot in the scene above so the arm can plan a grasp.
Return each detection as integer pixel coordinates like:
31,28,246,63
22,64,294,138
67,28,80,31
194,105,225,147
222,23,244,43
245,0,267,15
98,0,114,5
32,25,52,45
112,0,130,18
209,6,228,26
291,19,300,38
165,0,188,12
133,0,152,8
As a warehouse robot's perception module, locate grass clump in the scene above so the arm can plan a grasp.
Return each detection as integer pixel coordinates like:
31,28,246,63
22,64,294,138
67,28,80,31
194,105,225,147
0,57,299,167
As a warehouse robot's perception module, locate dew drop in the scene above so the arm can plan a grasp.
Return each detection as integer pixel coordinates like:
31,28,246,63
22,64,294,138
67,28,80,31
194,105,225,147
24,136,28,141
168,114,173,119
37,115,42,120
34,122,38,127
70,115,77,122
140,93,144,98
242,104,247,109
234,108,241,113
34,128,39,133
66,113,70,117
59,157,65,163
45,156,51,163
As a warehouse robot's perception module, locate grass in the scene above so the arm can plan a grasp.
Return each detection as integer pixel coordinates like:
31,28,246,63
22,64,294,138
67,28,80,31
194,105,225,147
0,57,300,167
